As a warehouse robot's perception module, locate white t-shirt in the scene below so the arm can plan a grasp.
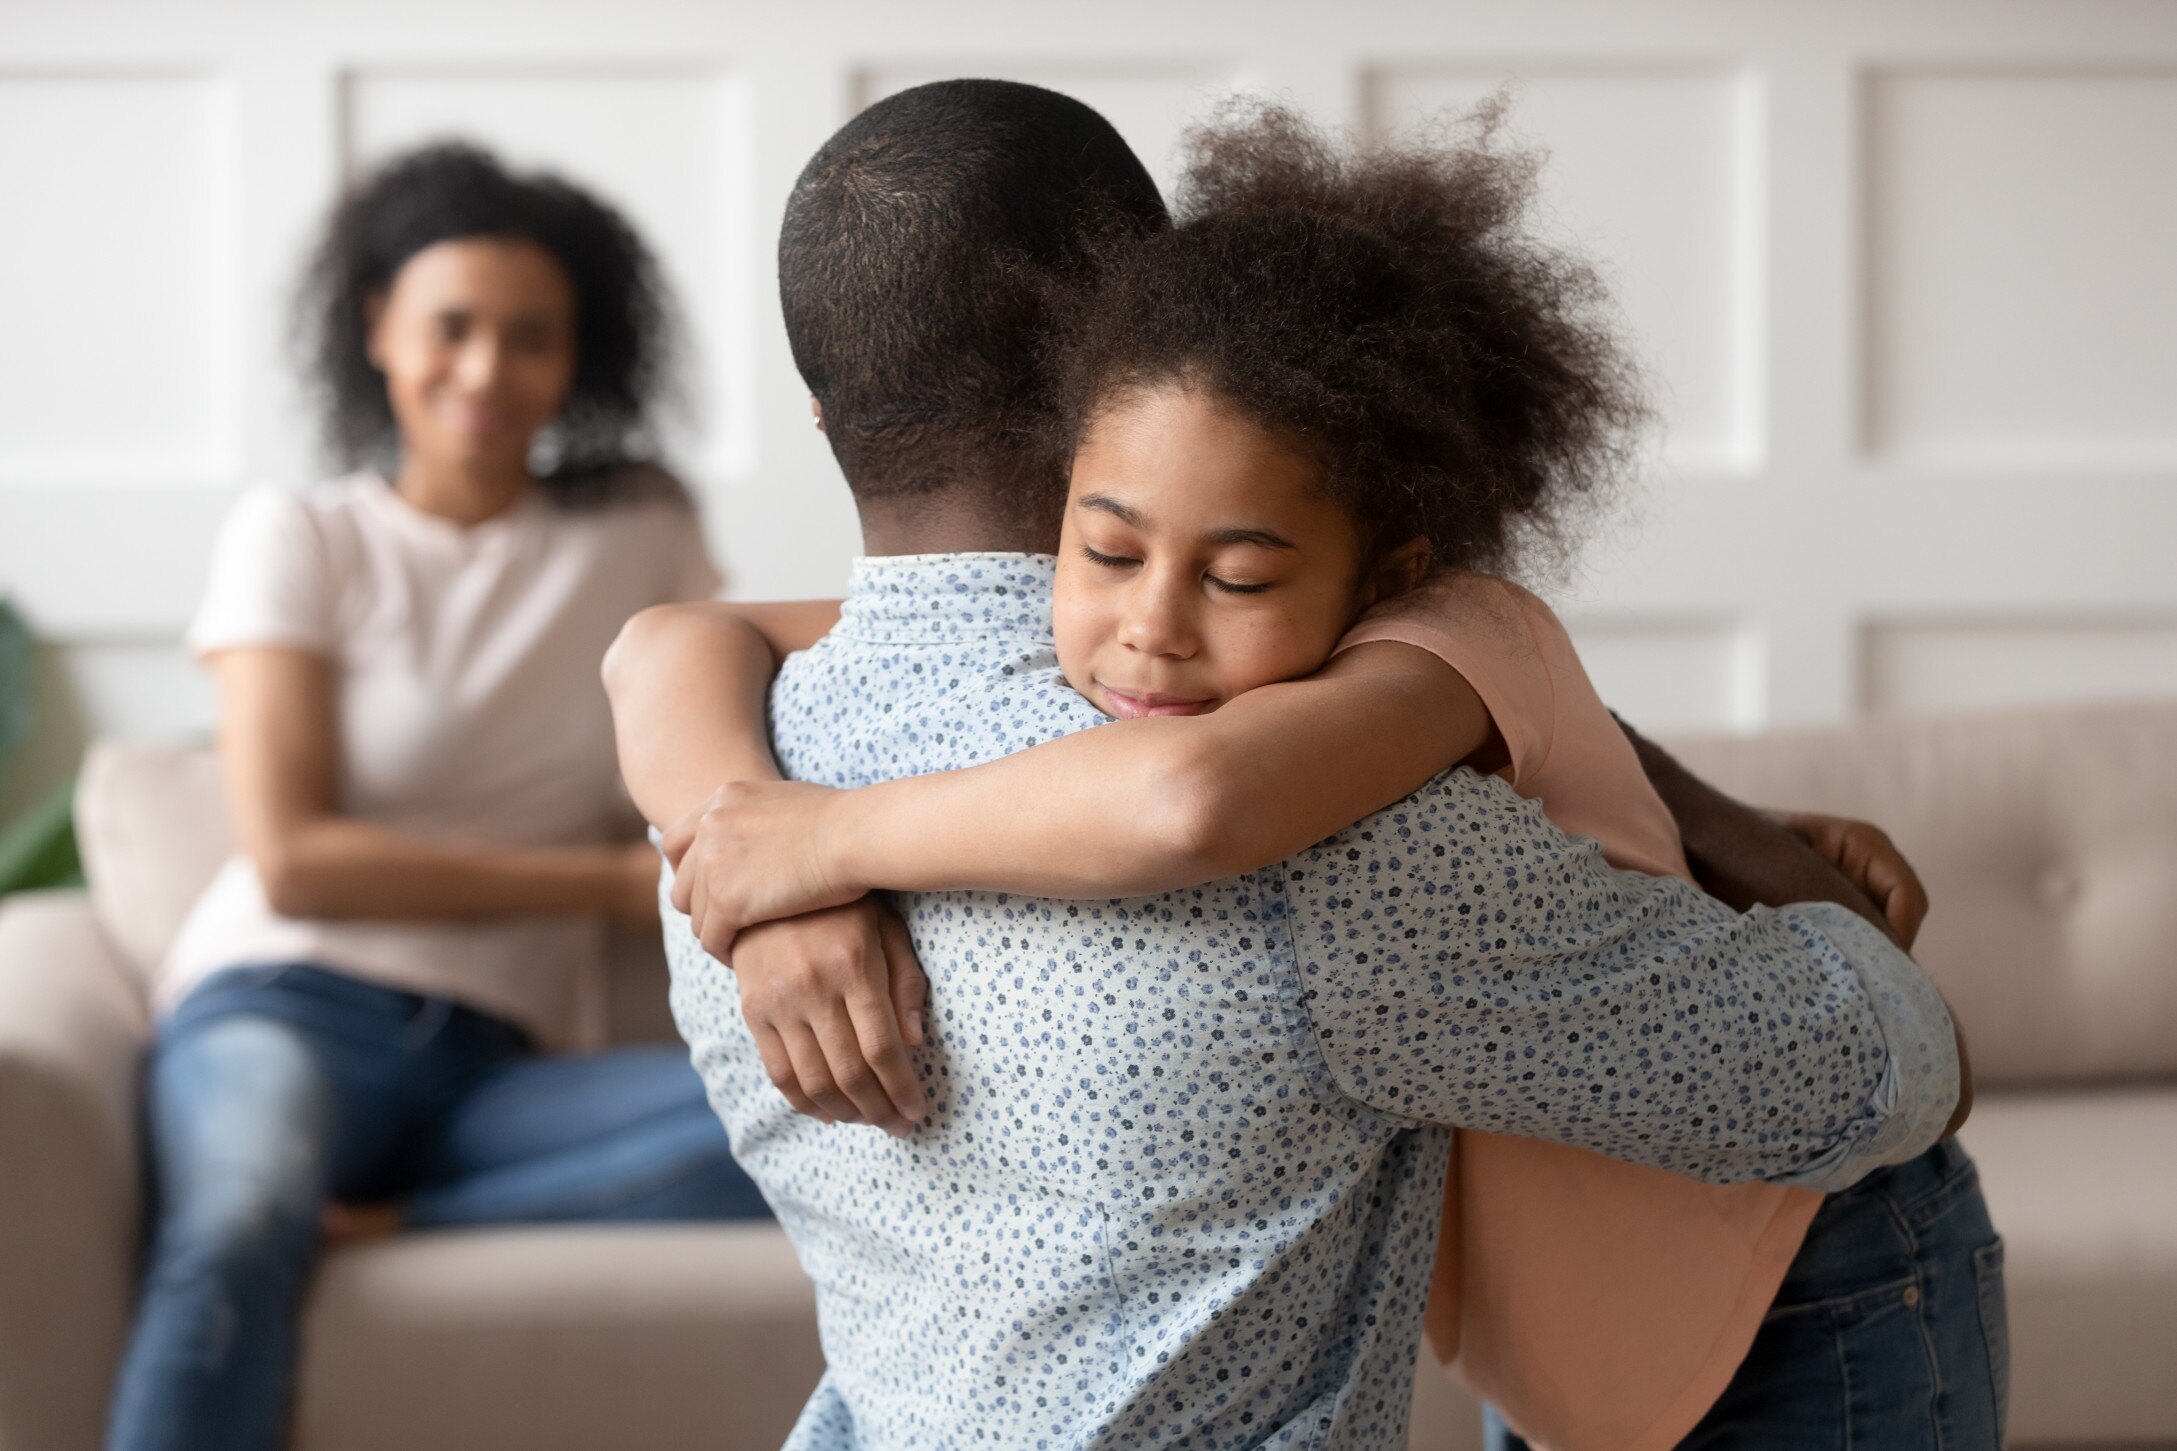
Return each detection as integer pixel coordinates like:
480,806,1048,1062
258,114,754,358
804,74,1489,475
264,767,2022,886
162,471,722,1051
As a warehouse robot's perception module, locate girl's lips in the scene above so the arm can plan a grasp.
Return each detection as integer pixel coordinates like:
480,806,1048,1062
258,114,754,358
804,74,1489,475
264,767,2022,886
1102,686,1214,719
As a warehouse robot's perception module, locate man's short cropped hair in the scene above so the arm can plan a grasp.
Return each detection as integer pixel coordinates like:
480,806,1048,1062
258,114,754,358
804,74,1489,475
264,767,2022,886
779,79,1166,512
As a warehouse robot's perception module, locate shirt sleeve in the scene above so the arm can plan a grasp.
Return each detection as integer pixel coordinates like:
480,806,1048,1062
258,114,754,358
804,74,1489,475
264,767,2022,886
1279,770,1959,1190
1334,571,1557,781
186,485,336,657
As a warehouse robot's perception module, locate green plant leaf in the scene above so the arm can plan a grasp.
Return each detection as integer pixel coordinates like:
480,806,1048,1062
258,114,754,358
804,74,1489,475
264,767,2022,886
0,775,81,897
0,597,31,771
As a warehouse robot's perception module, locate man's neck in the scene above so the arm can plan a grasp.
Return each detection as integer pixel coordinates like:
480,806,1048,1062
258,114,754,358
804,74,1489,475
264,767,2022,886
853,484,1062,558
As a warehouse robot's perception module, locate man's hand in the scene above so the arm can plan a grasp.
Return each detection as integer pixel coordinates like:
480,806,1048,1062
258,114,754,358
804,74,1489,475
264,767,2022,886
728,897,929,1136
663,780,863,961
1768,811,1930,950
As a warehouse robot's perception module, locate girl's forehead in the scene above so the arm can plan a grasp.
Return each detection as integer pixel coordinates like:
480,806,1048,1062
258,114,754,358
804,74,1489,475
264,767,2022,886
1075,384,1334,528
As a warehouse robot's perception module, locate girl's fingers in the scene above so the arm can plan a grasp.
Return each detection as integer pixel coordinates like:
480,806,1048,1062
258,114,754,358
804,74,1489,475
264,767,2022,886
812,1001,906,1131
880,910,928,1049
753,1022,826,1122
843,974,924,1128
778,1020,858,1124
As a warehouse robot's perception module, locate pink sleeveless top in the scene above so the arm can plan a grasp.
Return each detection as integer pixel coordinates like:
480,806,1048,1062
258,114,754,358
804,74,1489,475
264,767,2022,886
1336,572,1823,1451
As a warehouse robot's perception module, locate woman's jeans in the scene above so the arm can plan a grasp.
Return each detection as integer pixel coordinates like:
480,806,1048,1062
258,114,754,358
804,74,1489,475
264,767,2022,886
1485,1137,2010,1450
105,963,770,1451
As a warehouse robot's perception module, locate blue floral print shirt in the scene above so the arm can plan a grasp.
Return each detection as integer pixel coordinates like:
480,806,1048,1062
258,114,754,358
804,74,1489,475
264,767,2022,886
662,553,1959,1451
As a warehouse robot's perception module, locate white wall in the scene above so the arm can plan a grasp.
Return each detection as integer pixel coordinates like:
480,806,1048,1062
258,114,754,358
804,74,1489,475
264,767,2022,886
5,0,2176,812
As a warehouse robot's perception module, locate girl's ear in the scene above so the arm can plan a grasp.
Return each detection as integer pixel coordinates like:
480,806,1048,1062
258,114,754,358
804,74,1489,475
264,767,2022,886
1360,536,1433,611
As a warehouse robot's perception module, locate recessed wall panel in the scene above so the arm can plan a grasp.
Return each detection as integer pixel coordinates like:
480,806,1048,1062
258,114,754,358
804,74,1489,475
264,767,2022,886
856,65,1241,196
344,68,751,470
1565,619,1761,733
1865,71,2177,469
0,76,227,481
1367,65,1759,474
1863,618,2177,715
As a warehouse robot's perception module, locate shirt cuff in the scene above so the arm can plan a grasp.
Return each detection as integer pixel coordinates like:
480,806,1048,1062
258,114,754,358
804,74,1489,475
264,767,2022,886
1765,904,1961,1192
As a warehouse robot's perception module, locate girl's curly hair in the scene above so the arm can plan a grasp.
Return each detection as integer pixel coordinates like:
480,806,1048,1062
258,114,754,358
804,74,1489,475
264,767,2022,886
1050,100,1650,577
295,142,684,504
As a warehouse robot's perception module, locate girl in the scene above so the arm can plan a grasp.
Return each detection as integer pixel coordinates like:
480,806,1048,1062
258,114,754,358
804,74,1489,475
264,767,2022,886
621,105,2003,1449
108,144,770,1451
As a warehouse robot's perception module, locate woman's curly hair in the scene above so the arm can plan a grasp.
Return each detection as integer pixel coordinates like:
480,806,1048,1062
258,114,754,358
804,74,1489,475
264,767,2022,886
1049,100,1650,578
296,142,684,504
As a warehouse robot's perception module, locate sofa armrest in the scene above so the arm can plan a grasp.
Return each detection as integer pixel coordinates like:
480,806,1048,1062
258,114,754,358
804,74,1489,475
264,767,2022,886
0,889,150,1449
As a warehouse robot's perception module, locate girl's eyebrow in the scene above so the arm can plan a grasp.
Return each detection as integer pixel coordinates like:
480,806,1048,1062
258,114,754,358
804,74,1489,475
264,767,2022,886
1077,493,1294,551
1203,525,1295,550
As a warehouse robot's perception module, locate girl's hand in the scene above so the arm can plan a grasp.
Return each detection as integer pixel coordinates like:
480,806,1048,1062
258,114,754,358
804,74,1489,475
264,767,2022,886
1767,810,1931,950
731,897,929,1134
665,779,862,961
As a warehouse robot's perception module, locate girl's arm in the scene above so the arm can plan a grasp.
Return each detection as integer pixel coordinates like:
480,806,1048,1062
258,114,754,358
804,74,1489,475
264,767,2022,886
213,647,657,927
601,598,840,830
843,639,1486,895
671,640,1493,952
602,597,934,1136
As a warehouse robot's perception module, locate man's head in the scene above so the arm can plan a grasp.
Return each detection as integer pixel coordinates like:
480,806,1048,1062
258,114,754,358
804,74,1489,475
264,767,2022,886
779,80,1166,543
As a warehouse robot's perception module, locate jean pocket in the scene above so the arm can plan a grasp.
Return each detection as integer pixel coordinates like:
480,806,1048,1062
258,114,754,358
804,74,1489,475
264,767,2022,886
1974,1237,2010,1447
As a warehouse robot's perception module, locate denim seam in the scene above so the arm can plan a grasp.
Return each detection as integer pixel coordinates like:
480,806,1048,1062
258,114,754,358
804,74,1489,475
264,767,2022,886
1760,1271,1921,1322
1830,1307,1855,1451
1878,1185,1949,1451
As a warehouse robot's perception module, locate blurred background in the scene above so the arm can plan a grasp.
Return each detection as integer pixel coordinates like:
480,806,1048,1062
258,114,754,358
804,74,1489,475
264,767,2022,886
5,0,2176,828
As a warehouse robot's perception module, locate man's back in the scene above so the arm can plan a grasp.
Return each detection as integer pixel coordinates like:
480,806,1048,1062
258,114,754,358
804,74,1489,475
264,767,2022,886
664,555,1956,1449
670,557,1445,1447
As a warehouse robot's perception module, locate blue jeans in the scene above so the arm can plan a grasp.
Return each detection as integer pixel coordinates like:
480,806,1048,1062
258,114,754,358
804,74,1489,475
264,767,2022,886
105,962,769,1451
1484,1138,2009,1450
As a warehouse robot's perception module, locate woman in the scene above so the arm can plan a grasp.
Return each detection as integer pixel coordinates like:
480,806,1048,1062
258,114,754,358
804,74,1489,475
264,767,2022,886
105,143,767,1451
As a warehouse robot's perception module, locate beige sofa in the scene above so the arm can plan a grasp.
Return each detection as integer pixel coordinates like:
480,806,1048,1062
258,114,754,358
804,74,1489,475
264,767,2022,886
3,704,2173,1449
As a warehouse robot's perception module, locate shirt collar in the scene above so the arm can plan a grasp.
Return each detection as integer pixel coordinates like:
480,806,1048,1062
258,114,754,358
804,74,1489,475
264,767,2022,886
834,552,1057,643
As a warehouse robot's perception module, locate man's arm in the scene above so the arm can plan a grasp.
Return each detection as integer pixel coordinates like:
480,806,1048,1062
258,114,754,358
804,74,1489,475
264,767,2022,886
1623,717,1969,1138
1284,773,1961,1190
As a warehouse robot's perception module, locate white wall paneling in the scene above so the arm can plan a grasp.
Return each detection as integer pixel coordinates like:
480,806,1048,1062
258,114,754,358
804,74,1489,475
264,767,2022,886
4,0,2177,797
1863,617,2177,716
1366,62,1764,477
1863,66,2177,472
1564,617,1765,733
0,72,236,487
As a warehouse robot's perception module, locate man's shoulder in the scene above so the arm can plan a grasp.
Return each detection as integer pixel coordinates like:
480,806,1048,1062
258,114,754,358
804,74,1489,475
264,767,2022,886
773,635,1107,778
1280,764,1610,910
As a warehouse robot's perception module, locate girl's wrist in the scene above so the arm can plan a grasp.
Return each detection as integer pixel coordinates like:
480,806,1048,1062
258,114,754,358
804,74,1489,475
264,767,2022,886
816,783,882,899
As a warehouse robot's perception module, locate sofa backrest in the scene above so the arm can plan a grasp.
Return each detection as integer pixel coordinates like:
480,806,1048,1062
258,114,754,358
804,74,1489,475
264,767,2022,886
1664,701,2177,1088
72,740,682,1047
75,703,2177,1085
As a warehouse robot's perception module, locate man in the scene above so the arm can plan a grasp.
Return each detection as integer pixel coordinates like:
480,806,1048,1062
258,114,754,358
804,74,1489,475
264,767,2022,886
609,81,1967,1447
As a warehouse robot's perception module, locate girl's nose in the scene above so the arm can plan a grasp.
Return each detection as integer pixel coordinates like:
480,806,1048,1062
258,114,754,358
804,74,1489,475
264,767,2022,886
1117,573,1198,659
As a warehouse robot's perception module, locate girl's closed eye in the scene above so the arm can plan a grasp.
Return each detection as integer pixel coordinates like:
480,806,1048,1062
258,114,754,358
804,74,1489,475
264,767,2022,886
1080,543,1138,570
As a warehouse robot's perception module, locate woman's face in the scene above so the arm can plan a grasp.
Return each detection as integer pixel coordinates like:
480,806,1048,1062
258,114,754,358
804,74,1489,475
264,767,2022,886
365,237,577,477
1053,382,1375,720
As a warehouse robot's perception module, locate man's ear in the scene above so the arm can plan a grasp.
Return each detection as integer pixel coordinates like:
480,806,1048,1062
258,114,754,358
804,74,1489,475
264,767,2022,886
1359,536,1433,612
362,291,389,371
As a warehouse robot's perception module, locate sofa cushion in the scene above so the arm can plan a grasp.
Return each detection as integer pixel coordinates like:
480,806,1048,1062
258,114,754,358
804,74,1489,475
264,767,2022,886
73,739,228,987
1959,1089,2177,1445
293,1223,823,1451
70,739,681,1046
1665,703,2177,1086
